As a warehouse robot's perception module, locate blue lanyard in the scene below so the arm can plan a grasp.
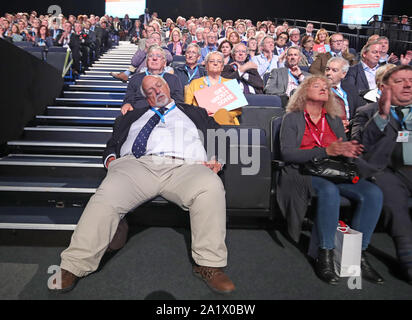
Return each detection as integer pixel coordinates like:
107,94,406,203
390,107,412,130
145,70,165,77
332,87,350,119
185,65,199,83
150,104,176,123
205,76,221,87
287,69,300,85
263,54,274,74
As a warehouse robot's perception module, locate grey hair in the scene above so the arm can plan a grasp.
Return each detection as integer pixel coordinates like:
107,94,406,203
139,74,168,97
259,35,275,48
286,45,300,55
231,42,248,56
186,43,201,56
288,28,300,35
204,50,224,64
326,56,350,73
146,44,167,60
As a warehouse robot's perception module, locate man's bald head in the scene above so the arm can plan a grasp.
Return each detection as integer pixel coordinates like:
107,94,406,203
141,75,171,107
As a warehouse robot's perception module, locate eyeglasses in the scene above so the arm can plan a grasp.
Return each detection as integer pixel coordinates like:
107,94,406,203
185,51,199,56
147,53,164,59
234,50,247,54
278,36,288,40
207,59,223,64
331,39,344,43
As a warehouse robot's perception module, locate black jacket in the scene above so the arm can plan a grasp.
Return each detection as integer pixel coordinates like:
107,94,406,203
173,64,206,87
103,103,220,162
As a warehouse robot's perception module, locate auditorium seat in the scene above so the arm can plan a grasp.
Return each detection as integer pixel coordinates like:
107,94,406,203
14,41,34,48
240,106,285,148
245,94,283,107
46,47,70,75
23,47,45,60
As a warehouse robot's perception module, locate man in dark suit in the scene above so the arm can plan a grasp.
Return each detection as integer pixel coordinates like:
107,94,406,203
221,42,264,94
139,8,152,26
50,75,236,294
324,56,365,133
342,41,381,94
351,65,412,285
310,33,357,75
121,45,184,114
57,21,82,75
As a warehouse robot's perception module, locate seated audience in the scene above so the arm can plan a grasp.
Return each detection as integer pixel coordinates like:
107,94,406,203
185,51,242,125
221,42,264,94
251,35,281,78
247,37,258,59
287,28,301,47
350,65,412,285
264,46,310,103
313,28,330,54
111,32,173,82
120,45,184,113
274,32,289,56
227,31,241,46
309,33,356,75
342,41,382,94
350,63,399,141
199,31,218,62
10,23,24,42
167,27,186,56
173,43,206,86
277,75,384,285
34,25,54,47
324,57,365,133
217,39,233,65
377,36,401,65
300,35,315,66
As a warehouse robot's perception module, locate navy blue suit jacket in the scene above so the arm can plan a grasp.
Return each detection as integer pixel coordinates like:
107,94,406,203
342,63,370,94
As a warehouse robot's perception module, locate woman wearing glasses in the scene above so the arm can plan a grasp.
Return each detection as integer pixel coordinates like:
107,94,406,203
184,51,242,125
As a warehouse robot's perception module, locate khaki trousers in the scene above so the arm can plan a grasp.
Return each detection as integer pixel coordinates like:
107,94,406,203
60,155,228,277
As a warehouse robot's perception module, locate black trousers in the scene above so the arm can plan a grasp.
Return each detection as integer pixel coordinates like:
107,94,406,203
374,169,412,242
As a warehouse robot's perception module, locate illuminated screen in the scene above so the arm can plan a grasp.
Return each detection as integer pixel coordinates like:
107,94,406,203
105,0,146,19
341,0,384,24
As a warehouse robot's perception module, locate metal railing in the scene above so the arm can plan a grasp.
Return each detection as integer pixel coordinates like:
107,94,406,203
273,17,411,55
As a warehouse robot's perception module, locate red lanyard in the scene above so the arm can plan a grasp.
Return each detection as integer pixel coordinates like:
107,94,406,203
304,111,325,147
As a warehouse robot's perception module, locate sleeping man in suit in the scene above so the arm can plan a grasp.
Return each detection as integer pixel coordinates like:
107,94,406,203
264,46,310,105
351,65,412,285
50,75,236,294
324,56,365,132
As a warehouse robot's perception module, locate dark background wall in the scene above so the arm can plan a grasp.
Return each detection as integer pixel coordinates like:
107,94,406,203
1,0,410,24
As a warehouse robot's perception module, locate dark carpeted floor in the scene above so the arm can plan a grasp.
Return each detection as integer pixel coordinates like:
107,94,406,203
0,217,411,300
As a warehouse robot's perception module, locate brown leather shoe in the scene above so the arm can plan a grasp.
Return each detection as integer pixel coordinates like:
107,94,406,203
110,72,128,83
49,268,79,293
193,265,235,294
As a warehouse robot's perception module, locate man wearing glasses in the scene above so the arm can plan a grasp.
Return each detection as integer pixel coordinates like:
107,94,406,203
120,45,184,114
173,43,207,87
199,32,218,63
222,42,264,94
309,33,356,75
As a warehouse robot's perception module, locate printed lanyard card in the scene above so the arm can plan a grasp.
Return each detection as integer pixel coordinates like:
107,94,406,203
397,131,410,143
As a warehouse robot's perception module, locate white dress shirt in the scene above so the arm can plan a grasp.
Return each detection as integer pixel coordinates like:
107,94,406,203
119,100,207,163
